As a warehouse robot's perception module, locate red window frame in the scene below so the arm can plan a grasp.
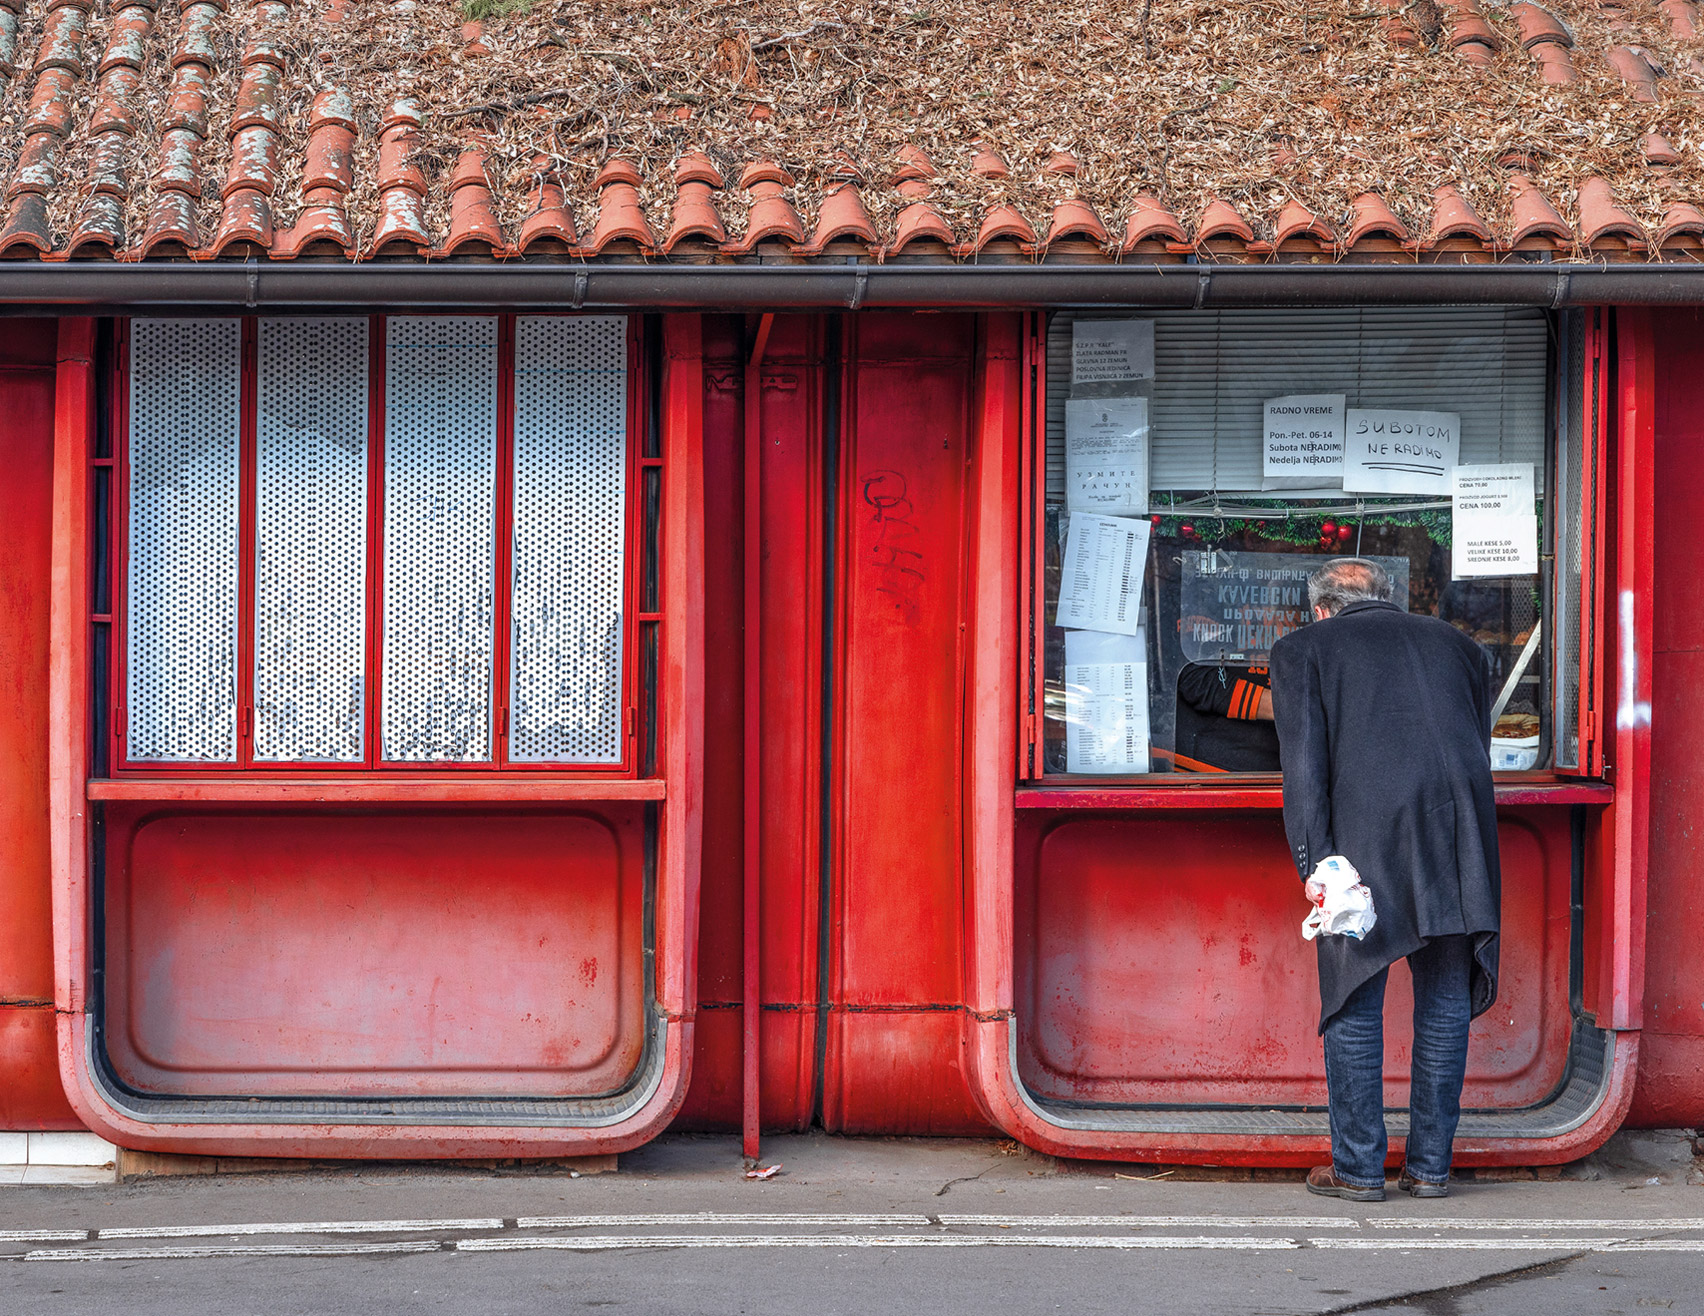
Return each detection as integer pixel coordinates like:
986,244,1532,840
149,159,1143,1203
1018,308,1608,787
106,313,649,779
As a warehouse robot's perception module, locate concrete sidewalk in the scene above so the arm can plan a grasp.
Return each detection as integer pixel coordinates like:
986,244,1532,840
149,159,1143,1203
0,1131,1700,1315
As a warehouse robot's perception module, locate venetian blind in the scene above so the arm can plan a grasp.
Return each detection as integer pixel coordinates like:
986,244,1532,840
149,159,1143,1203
1046,307,1551,498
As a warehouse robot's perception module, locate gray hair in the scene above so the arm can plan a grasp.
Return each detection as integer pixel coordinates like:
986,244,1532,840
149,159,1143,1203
1308,557,1393,616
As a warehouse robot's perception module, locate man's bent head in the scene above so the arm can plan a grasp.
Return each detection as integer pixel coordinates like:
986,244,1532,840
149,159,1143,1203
1308,558,1393,619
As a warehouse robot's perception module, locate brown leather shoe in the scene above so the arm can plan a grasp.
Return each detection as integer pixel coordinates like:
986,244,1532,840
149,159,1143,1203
1397,1166,1449,1198
1305,1164,1387,1202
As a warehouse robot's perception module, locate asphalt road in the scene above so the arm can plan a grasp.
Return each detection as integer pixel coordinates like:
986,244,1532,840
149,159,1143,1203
2,1133,1702,1316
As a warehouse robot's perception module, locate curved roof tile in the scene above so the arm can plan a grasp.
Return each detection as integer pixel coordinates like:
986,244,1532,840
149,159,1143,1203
1345,193,1410,246
1197,198,1255,243
1430,185,1492,242
1577,176,1644,245
1121,194,1186,249
1507,174,1572,244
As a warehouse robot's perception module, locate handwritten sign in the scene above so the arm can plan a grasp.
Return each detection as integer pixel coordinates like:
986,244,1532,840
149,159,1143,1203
1071,320,1155,387
1178,550,1410,663
1452,463,1537,578
1066,398,1149,515
1343,408,1461,495
1056,512,1151,636
1263,393,1346,490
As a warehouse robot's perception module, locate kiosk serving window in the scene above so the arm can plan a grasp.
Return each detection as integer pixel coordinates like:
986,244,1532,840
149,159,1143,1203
1036,307,1585,779
115,314,638,773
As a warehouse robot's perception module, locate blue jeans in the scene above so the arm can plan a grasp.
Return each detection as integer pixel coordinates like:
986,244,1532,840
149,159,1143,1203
1322,934,1474,1187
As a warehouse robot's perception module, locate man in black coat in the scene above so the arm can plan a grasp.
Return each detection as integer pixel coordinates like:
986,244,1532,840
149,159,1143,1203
1270,558,1500,1203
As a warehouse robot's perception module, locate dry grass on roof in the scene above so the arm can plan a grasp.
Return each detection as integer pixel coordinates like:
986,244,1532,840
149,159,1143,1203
4,0,1704,251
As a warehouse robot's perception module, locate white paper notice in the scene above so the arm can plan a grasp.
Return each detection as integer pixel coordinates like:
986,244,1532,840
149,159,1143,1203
1071,320,1156,386
1343,408,1461,495
1066,398,1149,515
1065,646,1150,775
1263,394,1346,490
1064,629,1145,666
1056,513,1151,635
1452,463,1538,578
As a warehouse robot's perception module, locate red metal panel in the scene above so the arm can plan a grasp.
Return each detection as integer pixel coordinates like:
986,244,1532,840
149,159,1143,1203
1629,307,1704,1125
102,806,643,1097
0,321,78,1128
822,312,989,1134
48,315,707,1157
959,311,1639,1164
1014,810,1571,1110
675,318,746,1129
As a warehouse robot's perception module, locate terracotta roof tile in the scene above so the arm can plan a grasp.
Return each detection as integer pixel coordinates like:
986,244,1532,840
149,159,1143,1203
806,181,876,251
0,0,1687,268
34,3,87,77
1197,198,1256,243
1531,40,1577,82
444,179,504,255
303,122,355,192
972,203,1036,250
1606,45,1660,101
1645,132,1683,165
1507,173,1572,244
274,186,355,257
212,188,273,255
586,158,655,253
1121,193,1187,249
1577,175,1645,245
1430,184,1493,242
370,186,428,252
890,200,955,255
1509,2,1573,46
0,192,49,255
1656,199,1704,247
67,192,125,255
161,64,210,135
100,5,152,74
140,189,198,255
1273,198,1334,246
1345,193,1410,245
518,177,577,252
1043,197,1108,248
734,161,804,250
1659,0,1699,38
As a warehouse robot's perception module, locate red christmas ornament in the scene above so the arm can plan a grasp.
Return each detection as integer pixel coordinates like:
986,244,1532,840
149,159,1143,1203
1180,523,1195,538
1150,514,1163,525
1338,525,1354,542
1321,520,1337,536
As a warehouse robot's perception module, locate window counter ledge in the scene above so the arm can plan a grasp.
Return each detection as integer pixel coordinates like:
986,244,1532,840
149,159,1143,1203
1016,778,1613,810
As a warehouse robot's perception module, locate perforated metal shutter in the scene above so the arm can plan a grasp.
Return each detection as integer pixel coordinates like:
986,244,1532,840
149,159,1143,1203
253,317,370,762
126,319,242,762
510,316,628,764
1047,308,1551,497
380,316,498,762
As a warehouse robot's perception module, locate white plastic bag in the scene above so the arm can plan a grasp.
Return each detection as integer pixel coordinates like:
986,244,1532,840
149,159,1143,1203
1301,855,1377,941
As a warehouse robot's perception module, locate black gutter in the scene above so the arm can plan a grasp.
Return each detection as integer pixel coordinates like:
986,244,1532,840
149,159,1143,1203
6,260,1704,311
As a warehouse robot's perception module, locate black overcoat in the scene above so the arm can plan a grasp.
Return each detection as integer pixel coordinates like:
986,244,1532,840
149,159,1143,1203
1269,599,1501,1032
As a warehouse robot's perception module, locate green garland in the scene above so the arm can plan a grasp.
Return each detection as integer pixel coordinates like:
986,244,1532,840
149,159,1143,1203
1150,508,1455,549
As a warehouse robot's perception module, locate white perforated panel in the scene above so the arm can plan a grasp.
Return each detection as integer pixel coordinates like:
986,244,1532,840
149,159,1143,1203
254,318,370,762
126,319,242,762
510,316,628,763
381,316,498,762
